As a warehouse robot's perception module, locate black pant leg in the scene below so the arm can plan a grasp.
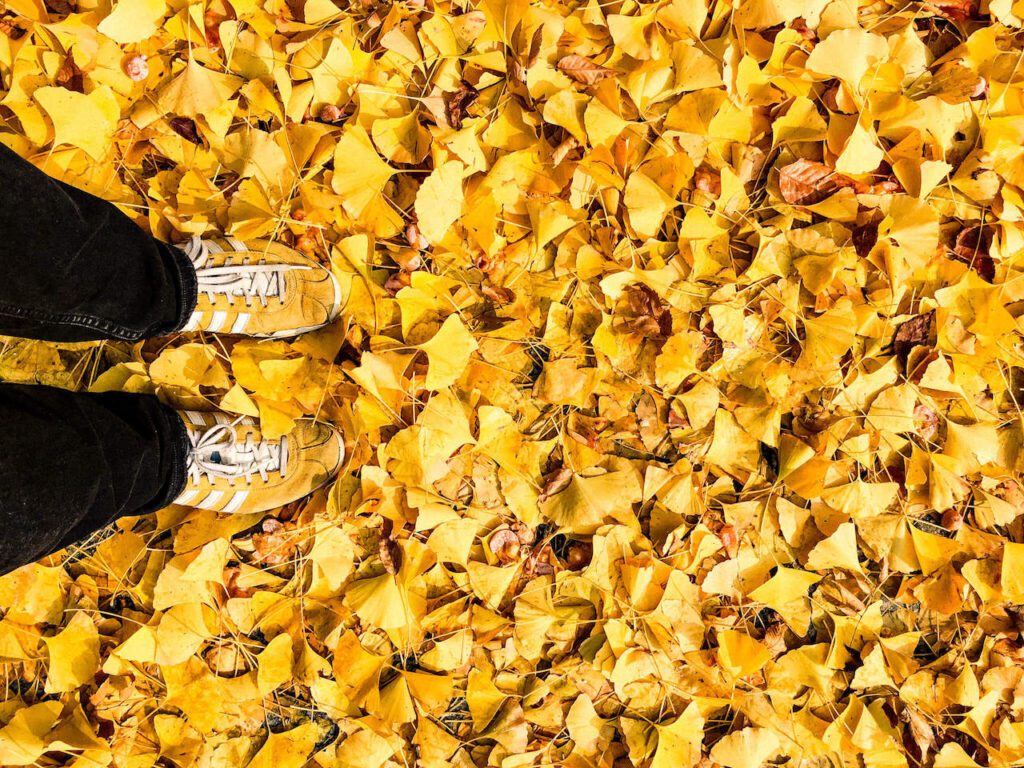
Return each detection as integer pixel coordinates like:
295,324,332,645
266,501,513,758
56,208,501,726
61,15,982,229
0,384,188,575
0,144,197,342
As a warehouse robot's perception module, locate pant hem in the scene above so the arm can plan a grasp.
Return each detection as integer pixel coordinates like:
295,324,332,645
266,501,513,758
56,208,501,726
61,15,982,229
159,241,198,337
150,405,189,513
0,301,144,341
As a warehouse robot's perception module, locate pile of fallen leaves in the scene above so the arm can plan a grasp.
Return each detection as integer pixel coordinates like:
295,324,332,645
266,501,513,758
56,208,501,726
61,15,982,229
2,0,1024,765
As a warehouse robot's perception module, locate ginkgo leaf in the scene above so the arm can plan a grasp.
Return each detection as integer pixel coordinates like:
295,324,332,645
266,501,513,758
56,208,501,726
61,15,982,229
417,314,477,390
414,159,465,245
256,632,294,695
716,630,770,678
246,724,320,768
97,0,166,43
624,171,676,239
651,703,704,768
42,613,100,693
331,125,395,217
157,58,243,117
557,54,617,85
835,123,885,175
539,470,643,534
806,522,862,573
0,702,63,766
709,727,782,768
34,86,120,161
805,28,889,91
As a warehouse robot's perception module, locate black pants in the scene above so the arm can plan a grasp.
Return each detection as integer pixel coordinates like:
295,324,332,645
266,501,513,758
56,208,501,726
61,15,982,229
0,144,197,575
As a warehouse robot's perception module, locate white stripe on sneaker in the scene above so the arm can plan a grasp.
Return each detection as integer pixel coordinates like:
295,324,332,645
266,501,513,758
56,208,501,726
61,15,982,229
230,313,250,333
176,489,198,506
182,311,203,331
227,237,246,251
186,410,213,426
223,491,247,513
201,491,225,510
207,311,228,332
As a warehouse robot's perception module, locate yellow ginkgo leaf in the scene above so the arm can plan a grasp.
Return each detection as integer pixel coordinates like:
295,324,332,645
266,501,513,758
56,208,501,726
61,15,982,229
257,632,294,696
835,123,885,175
716,630,771,678
331,125,395,217
651,702,704,768
246,724,320,768
806,522,862,573
414,160,465,245
539,470,643,534
747,567,822,635
97,0,167,43
417,314,478,390
709,727,782,768
157,57,243,117
0,701,63,767
805,28,888,91
1002,541,1024,602
303,0,342,23
43,612,100,694
624,170,676,240
34,86,119,161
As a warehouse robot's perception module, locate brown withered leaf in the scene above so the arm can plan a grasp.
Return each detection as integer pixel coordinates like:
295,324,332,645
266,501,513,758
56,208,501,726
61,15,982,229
717,523,739,558
564,541,592,570
616,284,673,338
55,56,84,92
379,518,402,575
778,159,846,205
922,0,978,21
557,54,617,85
893,312,935,361
251,517,303,566
552,136,580,166
445,83,479,129
852,221,880,257
481,283,515,304
538,467,573,503
952,223,995,282
203,641,249,677
169,116,201,144
488,527,521,564
0,16,26,39
694,166,722,197
43,0,74,15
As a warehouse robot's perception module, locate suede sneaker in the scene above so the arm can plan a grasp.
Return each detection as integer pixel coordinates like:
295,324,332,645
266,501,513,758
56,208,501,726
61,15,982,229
179,236,342,338
173,410,344,514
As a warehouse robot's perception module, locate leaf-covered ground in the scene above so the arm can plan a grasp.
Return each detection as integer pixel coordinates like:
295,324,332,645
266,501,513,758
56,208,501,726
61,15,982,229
0,0,1022,765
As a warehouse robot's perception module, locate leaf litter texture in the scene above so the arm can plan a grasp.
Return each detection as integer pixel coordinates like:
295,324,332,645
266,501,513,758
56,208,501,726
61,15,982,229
0,0,1022,767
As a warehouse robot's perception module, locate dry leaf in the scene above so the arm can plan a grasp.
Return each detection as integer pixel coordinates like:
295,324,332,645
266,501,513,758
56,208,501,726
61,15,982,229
557,54,617,85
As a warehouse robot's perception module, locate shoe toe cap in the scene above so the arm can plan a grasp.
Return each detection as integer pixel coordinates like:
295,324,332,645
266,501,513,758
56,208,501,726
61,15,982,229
295,420,346,478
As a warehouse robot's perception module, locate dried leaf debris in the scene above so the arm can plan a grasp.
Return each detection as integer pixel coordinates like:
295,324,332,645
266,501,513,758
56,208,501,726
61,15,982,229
0,0,1023,766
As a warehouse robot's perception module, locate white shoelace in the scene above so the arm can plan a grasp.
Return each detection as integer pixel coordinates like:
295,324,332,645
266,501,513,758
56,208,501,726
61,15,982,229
186,419,289,485
184,236,310,308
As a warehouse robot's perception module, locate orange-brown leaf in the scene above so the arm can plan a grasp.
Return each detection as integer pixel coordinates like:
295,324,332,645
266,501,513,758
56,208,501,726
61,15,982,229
557,54,616,85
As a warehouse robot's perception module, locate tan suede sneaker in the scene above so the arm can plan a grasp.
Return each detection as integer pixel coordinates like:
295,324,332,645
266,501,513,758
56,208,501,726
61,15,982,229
179,236,342,338
173,410,344,514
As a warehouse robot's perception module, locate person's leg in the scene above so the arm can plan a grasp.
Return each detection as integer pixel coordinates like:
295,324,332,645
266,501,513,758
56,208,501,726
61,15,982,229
0,384,189,575
0,143,197,342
